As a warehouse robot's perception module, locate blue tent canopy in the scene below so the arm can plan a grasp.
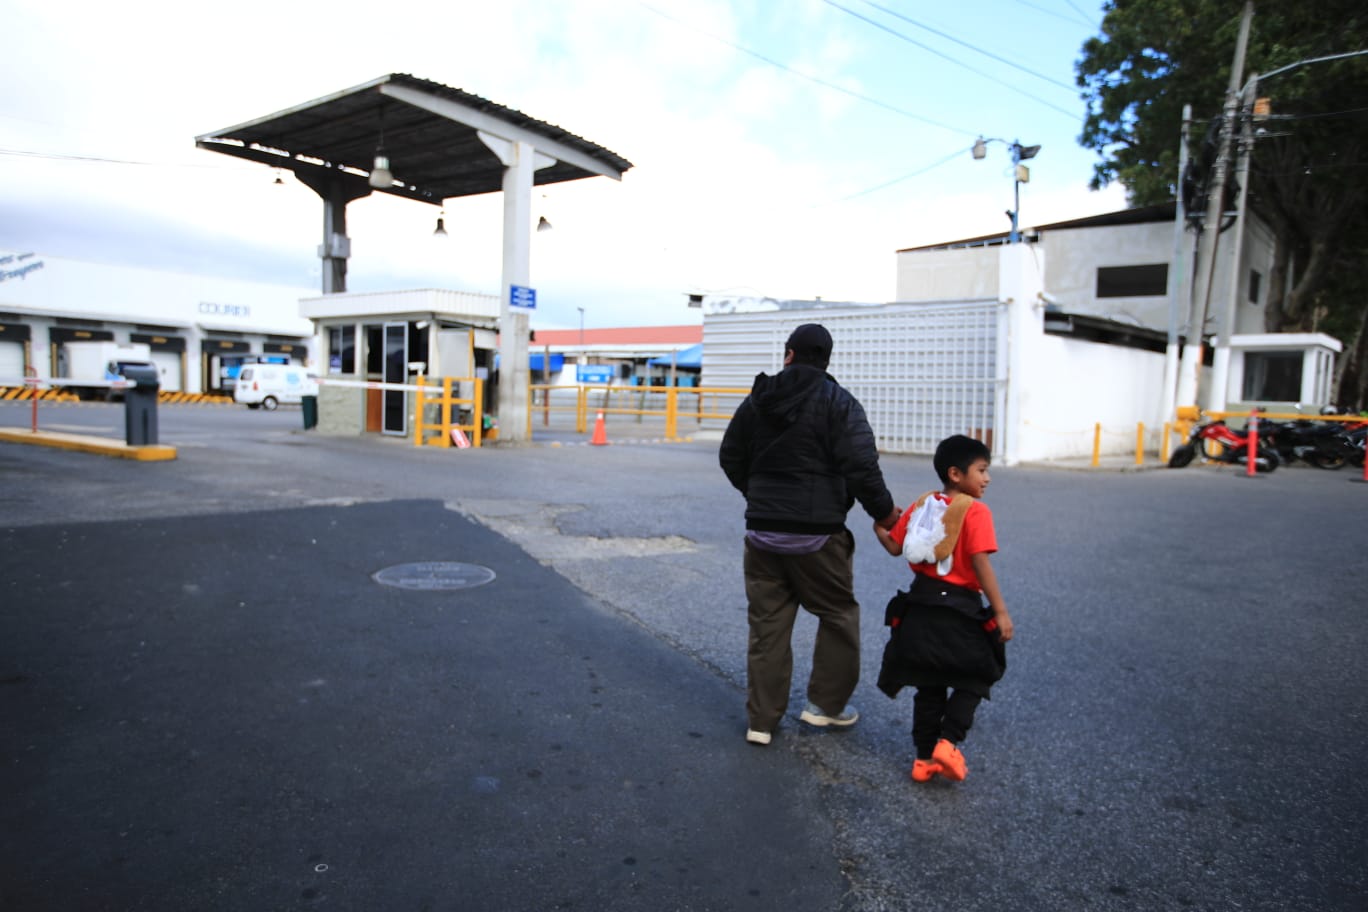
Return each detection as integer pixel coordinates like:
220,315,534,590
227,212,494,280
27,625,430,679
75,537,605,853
646,343,702,369
529,352,565,373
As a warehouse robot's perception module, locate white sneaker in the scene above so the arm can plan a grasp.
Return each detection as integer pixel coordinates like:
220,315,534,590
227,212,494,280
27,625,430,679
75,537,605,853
799,702,859,727
745,729,772,745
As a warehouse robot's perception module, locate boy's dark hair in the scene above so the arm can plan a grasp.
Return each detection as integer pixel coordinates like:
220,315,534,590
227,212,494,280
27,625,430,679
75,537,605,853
933,434,991,484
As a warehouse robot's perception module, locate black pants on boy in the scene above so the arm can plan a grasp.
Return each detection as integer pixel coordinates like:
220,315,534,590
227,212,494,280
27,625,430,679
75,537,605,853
912,686,982,759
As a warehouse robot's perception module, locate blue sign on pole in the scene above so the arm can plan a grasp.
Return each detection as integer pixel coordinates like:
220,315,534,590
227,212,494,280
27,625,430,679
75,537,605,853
576,366,614,384
510,284,537,309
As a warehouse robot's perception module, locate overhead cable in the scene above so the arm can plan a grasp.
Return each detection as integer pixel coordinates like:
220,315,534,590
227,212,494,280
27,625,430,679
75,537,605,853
854,0,1077,93
823,0,1080,120
820,144,974,204
635,2,979,138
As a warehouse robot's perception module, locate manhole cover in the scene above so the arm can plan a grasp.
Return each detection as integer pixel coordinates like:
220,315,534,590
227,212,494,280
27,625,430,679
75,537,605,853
372,562,496,591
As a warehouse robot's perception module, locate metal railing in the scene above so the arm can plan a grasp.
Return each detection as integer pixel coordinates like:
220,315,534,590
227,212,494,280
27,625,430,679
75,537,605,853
527,383,751,440
414,376,485,448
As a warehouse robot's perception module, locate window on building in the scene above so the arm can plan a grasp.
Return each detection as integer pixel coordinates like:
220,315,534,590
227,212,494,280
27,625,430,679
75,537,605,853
1242,350,1302,402
1248,270,1262,304
1096,264,1169,298
328,325,356,374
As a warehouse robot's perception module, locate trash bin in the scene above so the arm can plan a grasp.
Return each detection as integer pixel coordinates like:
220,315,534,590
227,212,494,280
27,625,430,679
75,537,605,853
302,395,318,430
120,364,160,446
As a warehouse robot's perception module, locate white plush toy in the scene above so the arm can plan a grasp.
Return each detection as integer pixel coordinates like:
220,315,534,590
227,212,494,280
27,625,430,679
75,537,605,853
898,492,975,577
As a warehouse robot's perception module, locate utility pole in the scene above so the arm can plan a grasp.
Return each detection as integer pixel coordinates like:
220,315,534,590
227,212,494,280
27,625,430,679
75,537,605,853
1161,104,1193,428
1176,1,1254,412
1208,73,1258,413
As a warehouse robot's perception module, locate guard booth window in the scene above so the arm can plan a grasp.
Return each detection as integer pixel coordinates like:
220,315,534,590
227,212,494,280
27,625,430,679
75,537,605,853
328,326,356,374
1243,351,1302,402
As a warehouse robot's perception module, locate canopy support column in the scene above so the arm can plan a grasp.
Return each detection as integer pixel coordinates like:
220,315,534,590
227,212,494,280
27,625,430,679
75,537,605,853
295,172,373,295
479,132,555,443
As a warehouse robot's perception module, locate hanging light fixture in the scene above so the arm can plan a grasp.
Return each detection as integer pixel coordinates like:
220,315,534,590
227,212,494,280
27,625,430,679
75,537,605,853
368,104,393,190
433,209,448,237
369,152,393,189
536,215,552,232
273,168,285,185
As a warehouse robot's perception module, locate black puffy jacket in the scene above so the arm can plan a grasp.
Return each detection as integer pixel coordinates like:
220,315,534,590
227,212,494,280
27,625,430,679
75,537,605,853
719,364,894,534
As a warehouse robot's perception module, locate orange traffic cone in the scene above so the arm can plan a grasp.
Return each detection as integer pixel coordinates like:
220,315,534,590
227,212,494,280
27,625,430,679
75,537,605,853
591,411,608,446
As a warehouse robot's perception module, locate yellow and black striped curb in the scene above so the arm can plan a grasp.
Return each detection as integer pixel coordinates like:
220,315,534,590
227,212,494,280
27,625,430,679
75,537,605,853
157,392,235,406
1,387,79,402
0,388,233,405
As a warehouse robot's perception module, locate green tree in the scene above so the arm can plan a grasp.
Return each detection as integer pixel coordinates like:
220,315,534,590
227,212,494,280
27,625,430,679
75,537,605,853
1077,1,1368,408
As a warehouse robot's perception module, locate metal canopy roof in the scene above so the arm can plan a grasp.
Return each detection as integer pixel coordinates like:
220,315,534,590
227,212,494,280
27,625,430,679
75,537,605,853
195,74,633,206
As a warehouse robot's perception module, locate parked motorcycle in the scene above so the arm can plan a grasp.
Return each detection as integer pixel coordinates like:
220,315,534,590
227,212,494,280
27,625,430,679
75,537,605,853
1259,418,1367,469
1168,419,1278,472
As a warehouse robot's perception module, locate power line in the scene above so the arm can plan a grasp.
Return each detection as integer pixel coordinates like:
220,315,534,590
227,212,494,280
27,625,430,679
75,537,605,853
0,147,249,171
823,0,1080,120
819,145,973,204
1059,0,1097,28
634,2,979,138
1010,0,1094,29
853,0,1077,93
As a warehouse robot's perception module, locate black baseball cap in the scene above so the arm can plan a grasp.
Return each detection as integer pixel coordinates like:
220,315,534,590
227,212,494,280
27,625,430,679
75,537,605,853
785,323,833,368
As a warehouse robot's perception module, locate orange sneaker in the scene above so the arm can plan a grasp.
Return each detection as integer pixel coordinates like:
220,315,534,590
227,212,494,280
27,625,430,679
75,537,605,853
910,759,942,782
931,739,967,781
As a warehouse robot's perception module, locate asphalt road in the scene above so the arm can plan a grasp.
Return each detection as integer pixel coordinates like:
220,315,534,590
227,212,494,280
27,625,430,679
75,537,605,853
2,401,1366,911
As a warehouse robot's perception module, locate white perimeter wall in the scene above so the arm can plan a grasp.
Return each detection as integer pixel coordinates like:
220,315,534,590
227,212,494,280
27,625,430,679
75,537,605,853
1014,334,1168,461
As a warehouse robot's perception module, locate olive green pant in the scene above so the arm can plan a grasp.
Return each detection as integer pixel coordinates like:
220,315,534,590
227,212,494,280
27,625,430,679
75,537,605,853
743,528,860,732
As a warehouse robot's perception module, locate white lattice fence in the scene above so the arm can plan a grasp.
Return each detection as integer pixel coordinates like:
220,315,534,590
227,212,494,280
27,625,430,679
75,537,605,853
701,300,1005,456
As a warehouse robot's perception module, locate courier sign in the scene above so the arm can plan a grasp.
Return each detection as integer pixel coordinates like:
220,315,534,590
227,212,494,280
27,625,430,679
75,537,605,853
199,301,251,318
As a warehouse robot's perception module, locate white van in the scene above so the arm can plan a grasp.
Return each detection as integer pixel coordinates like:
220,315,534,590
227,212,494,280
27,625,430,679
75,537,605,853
234,364,318,410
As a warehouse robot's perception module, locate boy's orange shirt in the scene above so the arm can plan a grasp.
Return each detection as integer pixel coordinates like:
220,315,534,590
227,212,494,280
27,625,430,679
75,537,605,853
890,494,997,591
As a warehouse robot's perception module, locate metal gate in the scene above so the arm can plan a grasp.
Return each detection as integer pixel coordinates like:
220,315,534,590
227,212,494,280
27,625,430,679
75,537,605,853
701,300,1005,456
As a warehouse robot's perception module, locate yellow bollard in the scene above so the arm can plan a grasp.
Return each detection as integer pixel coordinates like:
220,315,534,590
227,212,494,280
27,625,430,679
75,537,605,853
1091,423,1101,467
1162,422,1172,461
1135,422,1145,465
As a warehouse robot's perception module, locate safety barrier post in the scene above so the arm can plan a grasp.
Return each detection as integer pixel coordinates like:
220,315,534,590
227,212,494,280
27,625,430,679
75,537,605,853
665,386,678,439
413,376,426,447
1091,423,1101,467
1135,422,1145,466
1162,422,1172,462
26,365,38,432
1246,409,1258,477
442,378,455,448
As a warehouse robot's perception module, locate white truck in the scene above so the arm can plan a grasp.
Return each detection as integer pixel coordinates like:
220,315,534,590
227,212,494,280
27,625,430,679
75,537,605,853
60,341,157,401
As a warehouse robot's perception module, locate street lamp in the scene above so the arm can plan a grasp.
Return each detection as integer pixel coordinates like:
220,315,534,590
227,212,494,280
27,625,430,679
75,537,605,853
972,137,1040,243
577,306,585,346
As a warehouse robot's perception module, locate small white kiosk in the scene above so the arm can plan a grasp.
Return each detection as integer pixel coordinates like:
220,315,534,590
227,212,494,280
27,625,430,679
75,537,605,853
1224,332,1342,413
299,289,500,437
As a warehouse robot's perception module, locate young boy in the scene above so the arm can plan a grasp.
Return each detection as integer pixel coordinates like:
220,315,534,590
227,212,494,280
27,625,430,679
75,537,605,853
873,434,1014,783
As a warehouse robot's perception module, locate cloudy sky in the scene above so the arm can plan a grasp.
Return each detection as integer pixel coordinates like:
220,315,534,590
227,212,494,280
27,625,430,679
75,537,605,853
1,0,1126,329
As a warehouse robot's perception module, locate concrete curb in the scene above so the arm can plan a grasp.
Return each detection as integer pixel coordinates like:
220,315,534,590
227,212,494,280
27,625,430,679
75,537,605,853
0,428,177,461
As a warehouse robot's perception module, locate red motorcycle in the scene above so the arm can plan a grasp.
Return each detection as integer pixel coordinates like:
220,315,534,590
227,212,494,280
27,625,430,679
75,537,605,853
1168,419,1277,473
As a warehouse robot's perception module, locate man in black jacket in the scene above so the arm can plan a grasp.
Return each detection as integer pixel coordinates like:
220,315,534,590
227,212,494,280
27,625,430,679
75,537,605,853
719,323,899,746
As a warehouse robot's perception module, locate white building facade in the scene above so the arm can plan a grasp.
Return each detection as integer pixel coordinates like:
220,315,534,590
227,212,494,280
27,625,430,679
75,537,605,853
896,206,1340,416
0,251,315,395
